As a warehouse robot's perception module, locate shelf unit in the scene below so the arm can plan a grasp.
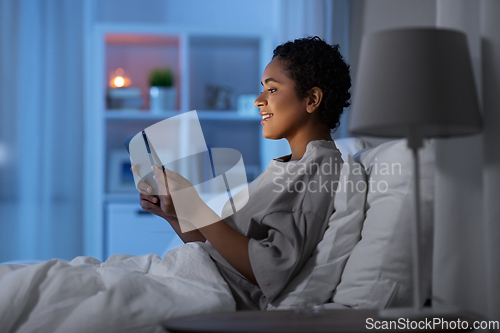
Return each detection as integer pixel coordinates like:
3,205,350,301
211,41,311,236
83,24,279,260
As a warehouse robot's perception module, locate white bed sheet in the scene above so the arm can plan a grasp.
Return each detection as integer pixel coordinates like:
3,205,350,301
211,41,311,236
0,242,235,333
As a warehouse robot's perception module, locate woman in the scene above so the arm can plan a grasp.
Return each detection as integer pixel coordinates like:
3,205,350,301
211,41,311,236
137,36,351,310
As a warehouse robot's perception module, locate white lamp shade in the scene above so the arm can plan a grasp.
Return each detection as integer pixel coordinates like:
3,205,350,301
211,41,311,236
349,28,482,138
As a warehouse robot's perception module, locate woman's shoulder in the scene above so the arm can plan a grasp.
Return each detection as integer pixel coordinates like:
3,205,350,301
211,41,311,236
305,139,340,153
301,140,342,165
250,140,341,190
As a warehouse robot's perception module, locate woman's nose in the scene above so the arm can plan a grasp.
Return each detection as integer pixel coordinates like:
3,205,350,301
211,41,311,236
254,94,267,107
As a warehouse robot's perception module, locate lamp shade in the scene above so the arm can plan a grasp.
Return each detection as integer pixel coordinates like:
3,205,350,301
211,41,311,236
349,28,482,138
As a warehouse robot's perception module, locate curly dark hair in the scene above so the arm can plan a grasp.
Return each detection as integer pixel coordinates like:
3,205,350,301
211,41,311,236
272,36,351,130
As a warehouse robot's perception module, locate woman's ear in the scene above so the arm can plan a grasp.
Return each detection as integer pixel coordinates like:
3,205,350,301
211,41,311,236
306,87,323,114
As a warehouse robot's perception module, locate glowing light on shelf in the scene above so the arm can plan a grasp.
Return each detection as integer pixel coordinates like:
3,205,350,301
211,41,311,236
109,68,131,88
113,76,125,87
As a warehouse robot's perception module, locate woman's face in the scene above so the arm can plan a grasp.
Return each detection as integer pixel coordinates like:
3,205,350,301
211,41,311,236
254,58,310,141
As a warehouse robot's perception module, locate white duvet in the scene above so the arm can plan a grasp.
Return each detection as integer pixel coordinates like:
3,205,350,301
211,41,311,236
0,242,235,333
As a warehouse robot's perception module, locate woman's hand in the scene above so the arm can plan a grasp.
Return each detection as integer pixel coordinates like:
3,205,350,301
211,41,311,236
150,165,220,232
149,165,179,220
131,165,171,219
131,164,206,243
130,164,182,220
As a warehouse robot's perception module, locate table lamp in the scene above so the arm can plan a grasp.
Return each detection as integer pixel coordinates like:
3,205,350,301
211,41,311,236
349,28,482,318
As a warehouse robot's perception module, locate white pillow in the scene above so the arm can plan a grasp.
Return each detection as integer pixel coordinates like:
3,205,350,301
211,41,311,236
267,155,367,309
332,139,435,309
334,137,371,161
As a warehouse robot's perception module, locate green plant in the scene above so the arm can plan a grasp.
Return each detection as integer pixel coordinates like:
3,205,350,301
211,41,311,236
149,68,174,87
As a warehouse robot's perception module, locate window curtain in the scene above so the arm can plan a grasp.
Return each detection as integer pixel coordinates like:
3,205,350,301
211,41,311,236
0,0,85,262
433,0,500,321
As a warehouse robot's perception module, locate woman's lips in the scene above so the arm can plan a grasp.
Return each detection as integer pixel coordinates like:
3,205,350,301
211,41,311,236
261,113,273,125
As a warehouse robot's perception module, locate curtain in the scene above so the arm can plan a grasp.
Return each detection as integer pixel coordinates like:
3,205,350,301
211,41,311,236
0,0,85,261
481,0,500,320
433,0,500,322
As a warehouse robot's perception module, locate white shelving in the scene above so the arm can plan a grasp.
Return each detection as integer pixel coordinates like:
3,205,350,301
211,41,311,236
84,24,277,260
104,110,261,121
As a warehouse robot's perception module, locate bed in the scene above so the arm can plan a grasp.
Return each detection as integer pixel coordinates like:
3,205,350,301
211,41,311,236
0,137,436,333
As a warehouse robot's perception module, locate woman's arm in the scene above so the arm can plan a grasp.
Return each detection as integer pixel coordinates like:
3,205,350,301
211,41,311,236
197,220,257,285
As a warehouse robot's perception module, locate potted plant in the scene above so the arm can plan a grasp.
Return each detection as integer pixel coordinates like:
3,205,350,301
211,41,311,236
149,67,176,112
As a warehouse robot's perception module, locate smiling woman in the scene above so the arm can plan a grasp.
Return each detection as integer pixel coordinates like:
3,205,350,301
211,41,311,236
137,36,352,310
0,36,352,331
255,37,351,161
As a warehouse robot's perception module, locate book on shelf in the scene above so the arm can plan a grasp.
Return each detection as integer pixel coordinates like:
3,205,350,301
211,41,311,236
107,87,143,110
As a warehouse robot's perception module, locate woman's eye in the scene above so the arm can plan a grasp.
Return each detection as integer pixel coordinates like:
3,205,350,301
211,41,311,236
268,88,277,93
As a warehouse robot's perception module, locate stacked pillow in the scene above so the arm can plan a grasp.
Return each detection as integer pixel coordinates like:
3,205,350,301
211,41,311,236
332,139,435,309
334,137,371,161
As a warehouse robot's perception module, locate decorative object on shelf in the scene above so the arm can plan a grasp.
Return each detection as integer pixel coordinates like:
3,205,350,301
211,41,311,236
350,28,482,319
109,68,131,88
107,87,143,110
205,84,233,110
149,67,176,113
108,150,136,193
237,94,259,116
107,68,143,109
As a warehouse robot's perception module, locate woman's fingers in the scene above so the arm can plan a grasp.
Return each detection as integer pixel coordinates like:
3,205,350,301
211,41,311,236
158,194,177,215
148,166,178,218
135,165,176,220
152,165,169,196
131,165,153,194
130,164,139,177
163,167,193,191
137,180,152,194
141,192,177,218
140,197,164,216
140,192,158,204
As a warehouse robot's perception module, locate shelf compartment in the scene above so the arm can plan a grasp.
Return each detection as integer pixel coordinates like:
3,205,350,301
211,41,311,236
105,33,181,111
105,110,261,121
189,36,261,111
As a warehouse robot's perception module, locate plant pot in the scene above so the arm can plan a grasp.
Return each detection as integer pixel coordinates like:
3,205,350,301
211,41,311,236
150,86,176,113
